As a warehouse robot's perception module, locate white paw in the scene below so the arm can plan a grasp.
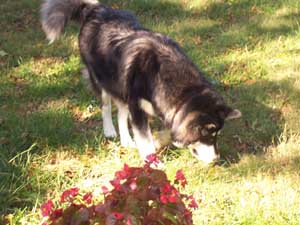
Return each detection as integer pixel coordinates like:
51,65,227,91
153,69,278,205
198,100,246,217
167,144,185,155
120,138,136,148
104,123,117,138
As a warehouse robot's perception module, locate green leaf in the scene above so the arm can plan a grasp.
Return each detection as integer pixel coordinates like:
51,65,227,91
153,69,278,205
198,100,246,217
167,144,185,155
162,210,180,225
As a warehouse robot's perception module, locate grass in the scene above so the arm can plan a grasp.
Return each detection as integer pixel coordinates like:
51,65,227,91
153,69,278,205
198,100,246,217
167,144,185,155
0,0,300,224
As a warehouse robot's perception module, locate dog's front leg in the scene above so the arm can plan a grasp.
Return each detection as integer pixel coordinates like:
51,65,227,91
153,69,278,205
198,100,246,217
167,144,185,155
129,101,156,159
114,101,135,148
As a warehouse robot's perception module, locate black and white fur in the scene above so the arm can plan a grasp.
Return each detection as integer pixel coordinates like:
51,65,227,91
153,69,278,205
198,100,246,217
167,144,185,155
41,0,241,163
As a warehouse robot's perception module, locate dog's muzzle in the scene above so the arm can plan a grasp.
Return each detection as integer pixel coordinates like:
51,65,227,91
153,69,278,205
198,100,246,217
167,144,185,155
188,142,219,164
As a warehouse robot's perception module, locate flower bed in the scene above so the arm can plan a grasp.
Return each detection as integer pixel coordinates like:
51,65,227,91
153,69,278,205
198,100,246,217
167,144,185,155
41,154,198,225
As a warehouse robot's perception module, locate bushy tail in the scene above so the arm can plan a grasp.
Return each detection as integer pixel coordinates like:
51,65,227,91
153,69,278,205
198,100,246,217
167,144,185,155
41,0,98,43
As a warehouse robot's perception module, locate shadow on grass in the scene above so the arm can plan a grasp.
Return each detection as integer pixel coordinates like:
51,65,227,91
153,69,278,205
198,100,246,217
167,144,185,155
0,80,103,214
0,0,80,70
103,0,299,44
218,78,300,163
1,0,298,68
0,0,94,211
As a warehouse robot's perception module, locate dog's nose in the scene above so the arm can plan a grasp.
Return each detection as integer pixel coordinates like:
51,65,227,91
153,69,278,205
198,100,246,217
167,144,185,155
190,145,219,164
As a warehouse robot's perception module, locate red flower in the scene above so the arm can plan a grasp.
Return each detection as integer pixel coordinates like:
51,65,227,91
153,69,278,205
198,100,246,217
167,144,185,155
162,183,172,194
188,195,198,209
83,192,93,204
50,208,63,220
60,187,79,203
110,178,122,191
160,194,168,204
168,195,177,203
115,164,132,180
175,170,185,181
101,186,109,194
129,180,137,191
41,199,54,217
126,218,132,225
160,183,180,204
169,189,179,203
175,170,187,187
145,153,159,166
171,188,179,196
123,163,131,174
113,212,123,220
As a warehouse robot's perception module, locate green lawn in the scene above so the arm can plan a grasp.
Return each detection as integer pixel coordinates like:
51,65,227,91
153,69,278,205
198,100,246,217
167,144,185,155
1,0,300,224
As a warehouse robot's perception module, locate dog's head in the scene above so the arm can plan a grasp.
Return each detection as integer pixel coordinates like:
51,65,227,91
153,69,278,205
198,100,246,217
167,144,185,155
171,104,241,164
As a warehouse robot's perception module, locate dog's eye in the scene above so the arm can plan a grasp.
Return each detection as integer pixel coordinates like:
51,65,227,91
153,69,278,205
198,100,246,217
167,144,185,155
200,128,209,137
198,124,218,137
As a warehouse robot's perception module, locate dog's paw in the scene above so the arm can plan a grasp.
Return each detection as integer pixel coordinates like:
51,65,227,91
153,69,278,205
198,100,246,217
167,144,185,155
120,138,136,148
104,126,117,138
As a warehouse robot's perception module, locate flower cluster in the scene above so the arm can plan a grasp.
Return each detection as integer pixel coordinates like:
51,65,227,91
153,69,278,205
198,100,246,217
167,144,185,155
40,154,198,225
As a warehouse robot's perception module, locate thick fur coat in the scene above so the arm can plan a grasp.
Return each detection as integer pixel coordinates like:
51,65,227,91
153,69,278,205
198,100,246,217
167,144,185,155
41,0,241,163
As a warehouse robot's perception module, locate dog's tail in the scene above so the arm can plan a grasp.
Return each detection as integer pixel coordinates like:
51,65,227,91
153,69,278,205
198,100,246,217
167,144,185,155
41,0,98,43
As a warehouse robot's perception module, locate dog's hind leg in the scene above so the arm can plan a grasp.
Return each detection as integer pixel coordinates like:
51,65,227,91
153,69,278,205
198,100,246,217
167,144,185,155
115,101,135,148
129,102,156,159
101,90,117,138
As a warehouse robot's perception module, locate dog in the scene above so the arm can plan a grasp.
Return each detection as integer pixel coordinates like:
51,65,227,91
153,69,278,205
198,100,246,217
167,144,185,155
41,0,241,163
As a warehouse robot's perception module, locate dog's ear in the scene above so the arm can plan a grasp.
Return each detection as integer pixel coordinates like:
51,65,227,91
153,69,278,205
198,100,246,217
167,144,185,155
217,105,242,120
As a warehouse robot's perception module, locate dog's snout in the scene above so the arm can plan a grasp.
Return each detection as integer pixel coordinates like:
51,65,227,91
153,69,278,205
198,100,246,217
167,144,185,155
189,142,219,164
